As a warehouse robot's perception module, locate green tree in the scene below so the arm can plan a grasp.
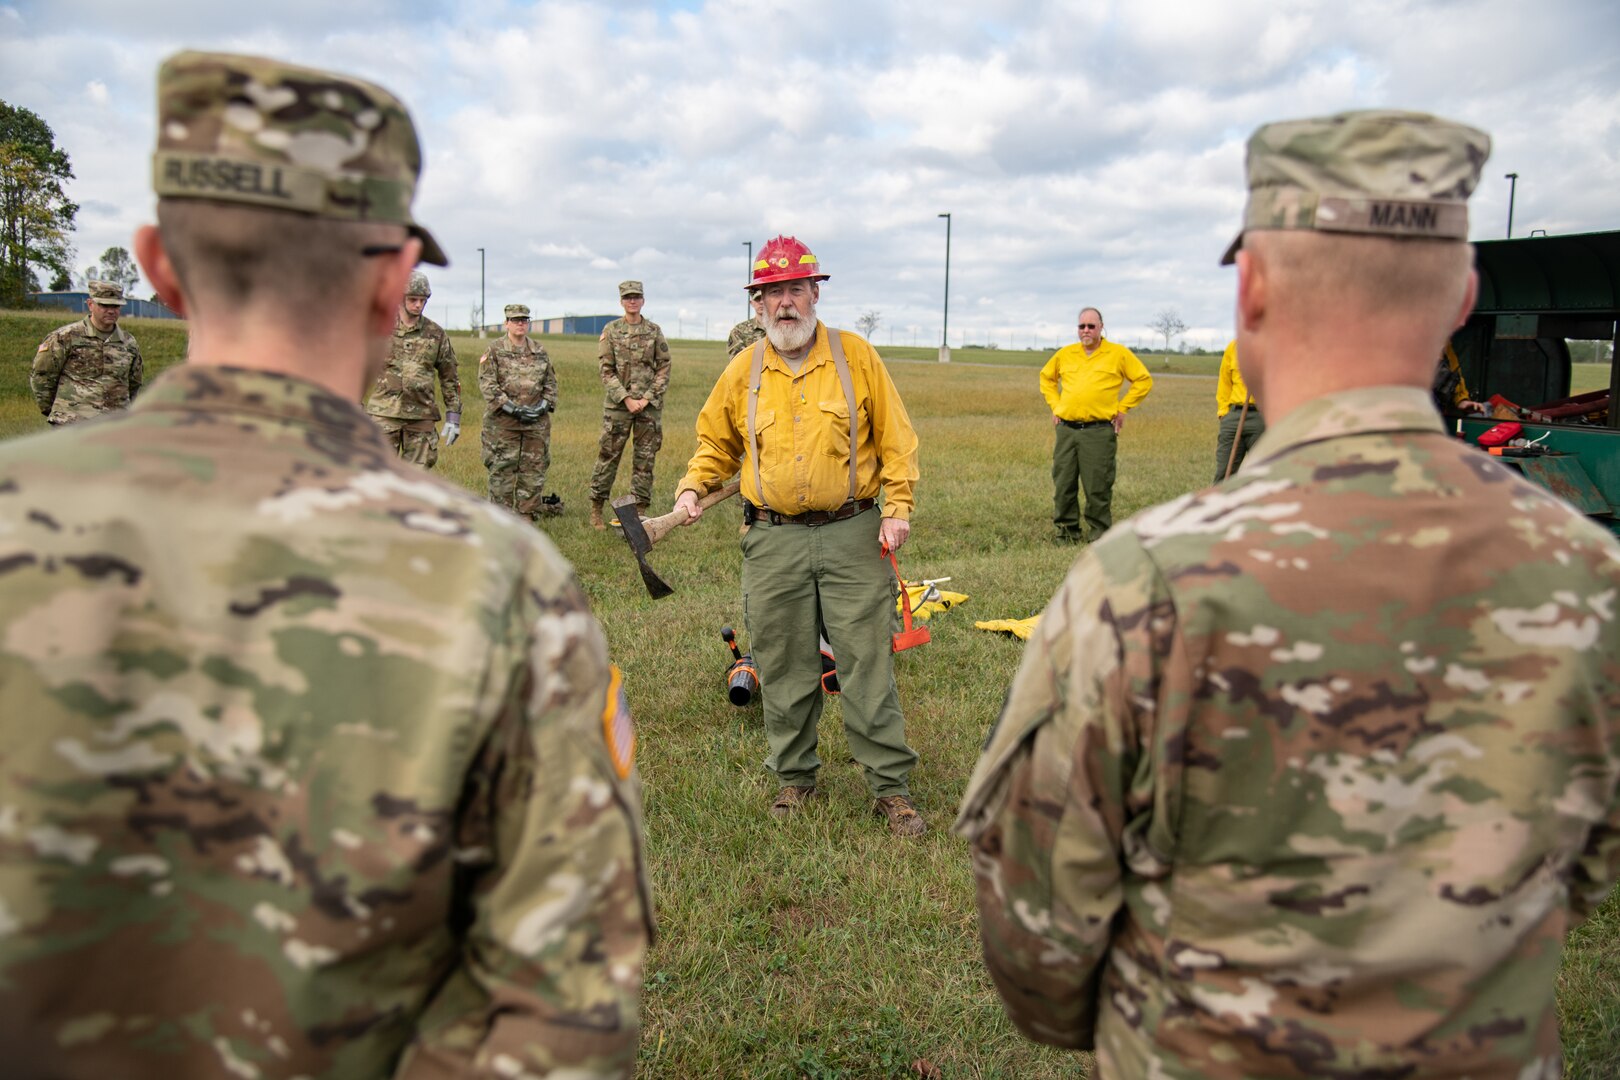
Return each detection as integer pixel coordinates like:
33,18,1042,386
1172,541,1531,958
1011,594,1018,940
94,245,139,294
0,101,78,305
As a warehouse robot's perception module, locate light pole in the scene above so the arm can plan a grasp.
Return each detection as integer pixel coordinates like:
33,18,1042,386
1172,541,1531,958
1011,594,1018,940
1504,173,1519,238
477,247,486,337
937,212,952,363
742,240,753,319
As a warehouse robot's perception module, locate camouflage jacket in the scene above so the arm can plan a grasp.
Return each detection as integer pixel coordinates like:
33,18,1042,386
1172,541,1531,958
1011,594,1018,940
366,313,461,421
479,336,557,432
0,365,652,1079
598,317,671,411
30,316,144,424
726,317,765,358
956,386,1620,1078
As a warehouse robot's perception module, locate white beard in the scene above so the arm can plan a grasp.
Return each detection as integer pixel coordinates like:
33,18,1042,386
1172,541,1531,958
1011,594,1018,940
765,304,817,353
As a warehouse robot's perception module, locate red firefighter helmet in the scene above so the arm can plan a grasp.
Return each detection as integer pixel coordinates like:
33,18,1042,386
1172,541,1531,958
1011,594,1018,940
748,235,830,290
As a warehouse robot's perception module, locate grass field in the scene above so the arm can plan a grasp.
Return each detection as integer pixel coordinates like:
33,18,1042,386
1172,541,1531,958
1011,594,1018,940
4,308,1618,1078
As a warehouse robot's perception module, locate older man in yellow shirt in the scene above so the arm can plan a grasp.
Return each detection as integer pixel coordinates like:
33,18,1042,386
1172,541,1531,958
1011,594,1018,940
674,235,925,838
1039,308,1152,543
1214,339,1264,483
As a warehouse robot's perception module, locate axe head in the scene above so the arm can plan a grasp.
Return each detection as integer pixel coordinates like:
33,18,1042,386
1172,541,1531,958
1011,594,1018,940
612,496,673,599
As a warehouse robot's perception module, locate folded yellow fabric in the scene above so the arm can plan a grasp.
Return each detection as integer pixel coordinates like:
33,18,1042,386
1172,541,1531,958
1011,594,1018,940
973,615,1040,640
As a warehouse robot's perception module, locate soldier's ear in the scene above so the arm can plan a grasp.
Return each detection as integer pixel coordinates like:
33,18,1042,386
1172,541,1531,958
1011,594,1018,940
1451,268,1479,332
134,225,186,317
1235,247,1266,333
367,238,421,340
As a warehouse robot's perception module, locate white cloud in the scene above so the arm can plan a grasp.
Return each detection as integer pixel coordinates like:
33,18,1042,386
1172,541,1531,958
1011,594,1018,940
1,0,1615,346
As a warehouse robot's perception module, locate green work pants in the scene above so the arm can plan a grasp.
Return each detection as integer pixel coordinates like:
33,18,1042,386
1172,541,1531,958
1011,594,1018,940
1052,422,1116,542
1213,408,1265,484
741,509,917,798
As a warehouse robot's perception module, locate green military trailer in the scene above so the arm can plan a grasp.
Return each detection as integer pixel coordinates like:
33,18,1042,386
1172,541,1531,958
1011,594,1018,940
1451,229,1620,535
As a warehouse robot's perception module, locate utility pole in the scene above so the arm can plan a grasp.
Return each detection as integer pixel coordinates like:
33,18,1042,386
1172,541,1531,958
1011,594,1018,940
1504,173,1519,238
937,212,952,363
477,247,486,337
742,240,753,319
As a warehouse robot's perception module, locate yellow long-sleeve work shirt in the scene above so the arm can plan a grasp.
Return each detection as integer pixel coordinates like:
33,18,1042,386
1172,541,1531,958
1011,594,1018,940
1216,340,1255,417
677,322,919,520
1038,339,1152,423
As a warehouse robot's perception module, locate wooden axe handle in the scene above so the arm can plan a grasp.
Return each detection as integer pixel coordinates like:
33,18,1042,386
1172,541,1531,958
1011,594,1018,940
643,479,742,546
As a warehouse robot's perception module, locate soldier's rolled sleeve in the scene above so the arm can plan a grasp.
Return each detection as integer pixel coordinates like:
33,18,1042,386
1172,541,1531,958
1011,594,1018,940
955,553,1138,1049
30,333,66,416
401,573,652,1078
128,337,144,401
649,331,671,408
437,335,462,415
540,349,558,412
598,334,629,406
477,349,508,413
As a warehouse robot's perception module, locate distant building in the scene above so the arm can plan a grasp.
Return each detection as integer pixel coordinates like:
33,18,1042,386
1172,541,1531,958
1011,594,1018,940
535,314,617,336
31,290,181,320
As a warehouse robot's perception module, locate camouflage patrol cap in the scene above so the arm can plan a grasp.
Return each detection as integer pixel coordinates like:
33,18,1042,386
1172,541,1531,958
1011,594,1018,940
1220,109,1491,265
405,271,431,297
152,50,449,267
504,304,531,320
619,280,644,298
86,280,128,306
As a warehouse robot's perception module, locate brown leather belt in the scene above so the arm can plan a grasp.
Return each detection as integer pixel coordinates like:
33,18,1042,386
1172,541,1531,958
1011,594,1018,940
745,498,876,527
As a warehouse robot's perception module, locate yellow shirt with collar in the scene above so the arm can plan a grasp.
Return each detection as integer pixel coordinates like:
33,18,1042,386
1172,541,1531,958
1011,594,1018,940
677,322,919,520
1216,340,1255,418
1039,338,1152,423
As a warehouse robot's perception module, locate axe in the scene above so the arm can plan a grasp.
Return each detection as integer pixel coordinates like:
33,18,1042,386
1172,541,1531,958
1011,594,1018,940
613,479,741,599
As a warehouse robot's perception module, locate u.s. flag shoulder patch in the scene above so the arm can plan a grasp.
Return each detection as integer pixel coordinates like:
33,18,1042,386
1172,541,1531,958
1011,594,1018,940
601,665,636,780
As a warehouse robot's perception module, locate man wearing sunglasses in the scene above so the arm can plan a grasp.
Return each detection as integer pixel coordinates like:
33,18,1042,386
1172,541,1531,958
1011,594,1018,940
1038,308,1153,544
961,109,1620,1079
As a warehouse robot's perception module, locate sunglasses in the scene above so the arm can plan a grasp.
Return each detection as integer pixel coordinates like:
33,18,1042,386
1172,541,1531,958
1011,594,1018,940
1078,322,1100,330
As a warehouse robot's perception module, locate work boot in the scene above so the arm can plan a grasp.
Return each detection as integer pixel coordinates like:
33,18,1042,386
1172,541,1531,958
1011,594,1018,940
770,786,823,819
874,794,926,838
590,500,606,531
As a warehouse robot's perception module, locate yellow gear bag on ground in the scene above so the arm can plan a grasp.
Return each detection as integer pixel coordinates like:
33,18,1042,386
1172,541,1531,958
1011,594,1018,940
973,615,1040,640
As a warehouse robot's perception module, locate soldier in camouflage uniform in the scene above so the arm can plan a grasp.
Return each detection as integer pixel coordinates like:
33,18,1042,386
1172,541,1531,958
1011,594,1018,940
30,279,144,425
588,280,672,528
726,289,766,358
0,51,650,1079
365,269,461,468
479,304,560,522
957,110,1620,1078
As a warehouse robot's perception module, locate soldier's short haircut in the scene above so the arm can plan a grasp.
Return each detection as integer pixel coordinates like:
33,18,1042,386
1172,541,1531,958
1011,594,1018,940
157,201,404,317
1250,231,1473,321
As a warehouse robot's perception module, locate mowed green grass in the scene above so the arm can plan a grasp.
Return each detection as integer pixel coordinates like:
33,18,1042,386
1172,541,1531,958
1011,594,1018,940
4,309,1618,1078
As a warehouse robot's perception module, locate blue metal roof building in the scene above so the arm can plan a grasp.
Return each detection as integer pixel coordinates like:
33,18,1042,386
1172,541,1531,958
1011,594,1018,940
31,290,181,320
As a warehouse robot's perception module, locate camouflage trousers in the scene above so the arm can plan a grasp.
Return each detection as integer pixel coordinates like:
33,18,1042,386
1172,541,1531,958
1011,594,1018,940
482,418,551,519
374,417,440,469
589,406,662,506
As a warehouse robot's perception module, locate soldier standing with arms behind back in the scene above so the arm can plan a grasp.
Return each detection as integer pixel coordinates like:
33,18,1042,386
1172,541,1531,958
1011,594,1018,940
31,279,144,425
0,51,650,1078
365,269,461,468
1039,308,1152,544
957,109,1620,1078
480,303,561,522
589,280,671,529
727,288,766,357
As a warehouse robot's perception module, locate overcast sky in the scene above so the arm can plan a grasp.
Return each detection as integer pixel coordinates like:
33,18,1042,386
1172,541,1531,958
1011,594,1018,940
4,0,1617,350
